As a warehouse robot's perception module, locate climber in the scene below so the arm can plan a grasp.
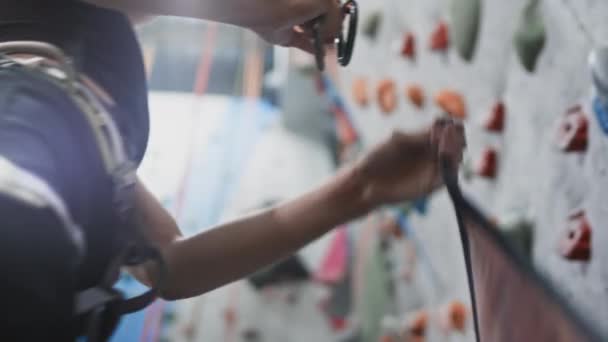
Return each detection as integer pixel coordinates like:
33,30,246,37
0,0,466,339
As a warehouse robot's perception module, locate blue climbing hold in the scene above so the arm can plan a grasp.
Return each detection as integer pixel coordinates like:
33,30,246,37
412,197,429,215
593,96,608,135
396,212,412,236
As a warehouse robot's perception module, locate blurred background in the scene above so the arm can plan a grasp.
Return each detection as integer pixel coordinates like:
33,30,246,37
113,16,347,342
111,0,608,341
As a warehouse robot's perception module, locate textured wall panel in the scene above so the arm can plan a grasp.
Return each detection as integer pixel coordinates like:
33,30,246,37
341,0,608,339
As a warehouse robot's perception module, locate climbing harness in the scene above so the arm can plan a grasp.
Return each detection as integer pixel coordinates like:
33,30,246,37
0,41,167,341
311,0,358,71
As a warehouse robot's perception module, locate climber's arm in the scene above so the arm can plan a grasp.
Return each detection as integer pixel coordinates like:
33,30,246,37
81,0,341,52
129,120,465,300
130,165,367,300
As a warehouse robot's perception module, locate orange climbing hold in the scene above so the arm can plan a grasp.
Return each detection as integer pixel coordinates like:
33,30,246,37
439,300,468,333
406,84,425,109
224,307,237,326
435,89,466,119
378,335,396,342
401,32,416,59
559,210,591,261
402,310,428,341
378,216,403,239
476,148,498,179
377,79,398,114
430,21,449,51
484,101,505,132
352,77,369,107
556,105,588,152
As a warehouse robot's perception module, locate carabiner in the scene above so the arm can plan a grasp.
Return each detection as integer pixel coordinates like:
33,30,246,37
312,0,358,71
337,0,358,67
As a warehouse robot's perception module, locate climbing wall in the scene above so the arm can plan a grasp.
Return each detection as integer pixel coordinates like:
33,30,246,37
162,121,341,342
338,0,608,340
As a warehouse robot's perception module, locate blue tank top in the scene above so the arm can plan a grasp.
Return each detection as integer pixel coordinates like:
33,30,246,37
0,0,150,287
0,0,150,163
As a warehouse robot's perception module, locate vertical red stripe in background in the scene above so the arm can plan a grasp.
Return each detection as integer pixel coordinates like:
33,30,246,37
141,23,219,342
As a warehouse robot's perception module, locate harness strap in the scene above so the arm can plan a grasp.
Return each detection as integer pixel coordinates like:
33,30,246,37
75,244,167,342
0,41,165,340
76,287,122,316
0,155,85,260
75,244,167,313
0,41,77,80
0,41,136,217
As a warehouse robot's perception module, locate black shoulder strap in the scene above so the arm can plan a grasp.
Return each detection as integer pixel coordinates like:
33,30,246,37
75,243,167,341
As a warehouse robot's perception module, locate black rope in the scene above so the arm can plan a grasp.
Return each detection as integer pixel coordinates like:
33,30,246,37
441,158,481,342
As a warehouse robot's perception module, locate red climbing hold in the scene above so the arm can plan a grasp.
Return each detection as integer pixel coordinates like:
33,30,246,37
318,295,349,331
330,317,348,331
557,105,588,152
559,210,591,261
475,148,498,179
401,32,416,59
430,21,449,52
484,101,505,132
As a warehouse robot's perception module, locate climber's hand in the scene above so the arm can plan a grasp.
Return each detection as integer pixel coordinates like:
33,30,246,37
249,0,342,54
84,0,341,54
354,118,466,207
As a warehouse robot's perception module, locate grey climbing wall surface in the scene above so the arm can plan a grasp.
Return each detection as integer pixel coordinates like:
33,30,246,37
161,119,340,341
340,0,608,340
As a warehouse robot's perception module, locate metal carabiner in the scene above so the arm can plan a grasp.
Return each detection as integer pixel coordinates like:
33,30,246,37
337,0,358,67
312,0,358,71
